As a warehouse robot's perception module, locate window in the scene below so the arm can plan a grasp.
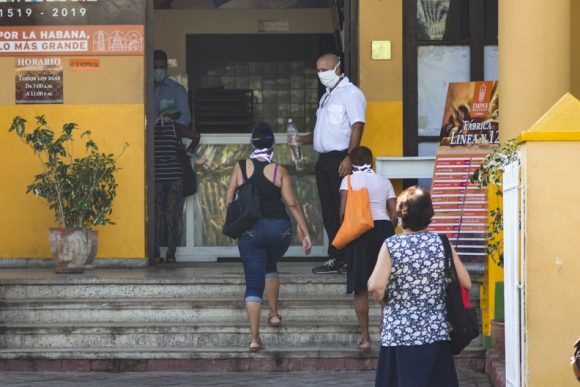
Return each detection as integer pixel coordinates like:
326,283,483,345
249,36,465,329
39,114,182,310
404,0,498,158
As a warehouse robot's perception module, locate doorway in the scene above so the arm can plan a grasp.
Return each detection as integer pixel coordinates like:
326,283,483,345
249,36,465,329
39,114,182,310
149,1,345,261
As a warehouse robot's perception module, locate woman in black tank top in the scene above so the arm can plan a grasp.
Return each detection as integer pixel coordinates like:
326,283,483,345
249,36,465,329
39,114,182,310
226,123,312,352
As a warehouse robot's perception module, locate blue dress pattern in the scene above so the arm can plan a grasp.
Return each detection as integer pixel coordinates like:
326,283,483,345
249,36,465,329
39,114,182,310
381,231,449,347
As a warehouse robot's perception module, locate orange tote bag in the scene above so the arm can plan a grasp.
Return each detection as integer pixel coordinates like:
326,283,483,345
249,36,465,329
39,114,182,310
332,175,374,249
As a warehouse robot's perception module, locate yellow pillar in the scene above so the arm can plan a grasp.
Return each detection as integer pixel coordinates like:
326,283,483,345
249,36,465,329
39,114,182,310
358,0,403,160
572,1,580,97
500,1,578,385
499,0,571,142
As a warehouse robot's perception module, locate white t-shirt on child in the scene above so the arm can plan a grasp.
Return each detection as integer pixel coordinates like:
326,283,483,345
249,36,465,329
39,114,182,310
339,170,396,221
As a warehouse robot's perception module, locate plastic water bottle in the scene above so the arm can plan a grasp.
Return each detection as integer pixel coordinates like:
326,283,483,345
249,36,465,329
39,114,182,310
287,118,304,171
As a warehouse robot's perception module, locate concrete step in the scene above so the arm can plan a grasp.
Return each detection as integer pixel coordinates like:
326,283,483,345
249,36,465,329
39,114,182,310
0,277,349,300
0,346,485,372
0,347,380,372
0,346,380,360
0,321,384,349
0,322,487,352
0,297,383,324
0,264,485,372
0,272,481,302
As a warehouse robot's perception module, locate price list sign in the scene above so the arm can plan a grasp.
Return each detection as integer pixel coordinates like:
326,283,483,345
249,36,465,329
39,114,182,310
429,81,499,266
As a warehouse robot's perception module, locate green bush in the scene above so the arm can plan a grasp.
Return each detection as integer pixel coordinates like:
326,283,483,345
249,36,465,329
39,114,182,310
9,115,127,228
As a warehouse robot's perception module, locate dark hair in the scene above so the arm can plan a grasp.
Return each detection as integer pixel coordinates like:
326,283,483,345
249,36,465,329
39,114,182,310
153,50,168,62
350,146,373,167
396,186,434,231
251,122,274,149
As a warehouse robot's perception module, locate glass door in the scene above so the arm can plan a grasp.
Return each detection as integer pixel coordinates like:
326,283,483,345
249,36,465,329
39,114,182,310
175,133,327,261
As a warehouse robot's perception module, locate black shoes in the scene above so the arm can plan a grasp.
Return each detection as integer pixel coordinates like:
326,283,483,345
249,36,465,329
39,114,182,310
312,258,347,274
165,256,176,263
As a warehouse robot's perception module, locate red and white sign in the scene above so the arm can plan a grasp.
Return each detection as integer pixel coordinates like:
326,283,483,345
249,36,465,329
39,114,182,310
429,81,499,265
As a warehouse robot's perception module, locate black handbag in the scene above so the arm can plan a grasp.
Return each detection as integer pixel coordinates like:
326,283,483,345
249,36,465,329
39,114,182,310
440,234,480,355
171,123,197,197
177,147,197,197
222,160,261,239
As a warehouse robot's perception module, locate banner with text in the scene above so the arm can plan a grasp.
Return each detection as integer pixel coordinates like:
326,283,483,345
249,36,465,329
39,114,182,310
0,25,144,56
429,81,499,267
0,0,144,26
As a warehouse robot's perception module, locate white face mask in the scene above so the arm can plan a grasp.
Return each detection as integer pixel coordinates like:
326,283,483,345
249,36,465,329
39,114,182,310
317,62,341,89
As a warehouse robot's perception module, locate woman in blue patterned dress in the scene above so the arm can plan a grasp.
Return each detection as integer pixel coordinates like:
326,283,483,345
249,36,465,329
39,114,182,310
368,186,472,387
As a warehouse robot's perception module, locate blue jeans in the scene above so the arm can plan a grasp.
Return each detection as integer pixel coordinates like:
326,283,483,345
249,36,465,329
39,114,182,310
238,218,292,302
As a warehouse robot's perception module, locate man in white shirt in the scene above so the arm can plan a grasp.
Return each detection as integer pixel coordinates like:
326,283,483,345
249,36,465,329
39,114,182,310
291,53,366,274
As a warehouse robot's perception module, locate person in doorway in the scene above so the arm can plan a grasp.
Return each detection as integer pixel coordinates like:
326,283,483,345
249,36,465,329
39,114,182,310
154,49,191,127
339,146,397,352
152,49,193,264
153,113,184,264
290,53,366,274
226,123,312,352
368,186,472,387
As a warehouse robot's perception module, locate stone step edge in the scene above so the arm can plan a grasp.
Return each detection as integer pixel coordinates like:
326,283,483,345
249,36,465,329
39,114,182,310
0,276,348,286
0,346,378,359
0,346,484,359
0,348,484,372
0,320,373,331
0,296,359,307
0,356,376,373
0,295,479,306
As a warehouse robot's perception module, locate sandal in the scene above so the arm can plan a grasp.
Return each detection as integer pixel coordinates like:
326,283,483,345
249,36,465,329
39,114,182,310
357,341,371,352
267,314,282,327
249,340,264,352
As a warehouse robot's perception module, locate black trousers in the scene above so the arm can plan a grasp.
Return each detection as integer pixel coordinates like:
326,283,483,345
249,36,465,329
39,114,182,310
315,150,347,262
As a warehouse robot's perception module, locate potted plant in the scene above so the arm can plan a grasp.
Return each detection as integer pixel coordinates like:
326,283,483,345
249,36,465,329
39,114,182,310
9,115,127,273
470,139,519,357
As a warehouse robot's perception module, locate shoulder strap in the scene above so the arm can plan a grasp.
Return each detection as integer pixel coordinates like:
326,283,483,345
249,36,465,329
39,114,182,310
273,163,279,184
440,233,457,280
347,175,352,190
239,159,248,182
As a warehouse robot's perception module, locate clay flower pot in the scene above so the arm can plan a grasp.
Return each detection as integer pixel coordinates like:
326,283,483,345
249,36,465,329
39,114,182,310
84,230,99,268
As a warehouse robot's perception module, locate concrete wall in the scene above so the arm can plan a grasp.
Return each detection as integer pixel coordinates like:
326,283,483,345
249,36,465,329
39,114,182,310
499,0,571,141
520,140,580,386
0,56,145,261
153,8,334,76
154,4,403,162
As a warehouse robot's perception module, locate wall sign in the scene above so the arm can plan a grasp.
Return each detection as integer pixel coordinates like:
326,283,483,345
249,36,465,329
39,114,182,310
0,25,143,56
0,0,144,26
69,57,99,72
0,0,144,56
2,0,144,105
15,56,63,104
429,81,499,266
